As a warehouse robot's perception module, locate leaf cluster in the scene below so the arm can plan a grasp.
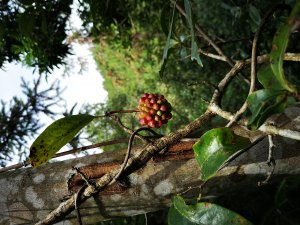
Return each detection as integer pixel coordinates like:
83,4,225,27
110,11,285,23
0,0,72,73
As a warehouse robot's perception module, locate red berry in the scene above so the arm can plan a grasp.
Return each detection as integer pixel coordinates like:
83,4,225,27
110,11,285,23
143,93,149,98
139,97,146,103
148,120,156,128
153,103,159,110
146,114,152,121
160,105,167,112
139,118,148,126
150,98,156,104
150,109,156,115
148,93,154,99
158,120,163,127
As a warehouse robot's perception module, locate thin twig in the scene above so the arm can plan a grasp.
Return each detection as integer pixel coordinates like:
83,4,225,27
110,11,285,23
226,5,278,127
258,135,276,186
172,0,250,84
72,167,96,225
0,138,129,173
267,135,276,166
74,185,85,225
112,127,156,183
109,115,148,142
209,103,300,140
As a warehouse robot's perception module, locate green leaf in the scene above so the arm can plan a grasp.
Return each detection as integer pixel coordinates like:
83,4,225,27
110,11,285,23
269,2,300,93
191,41,203,66
257,64,285,90
168,205,198,225
193,127,250,181
160,1,176,77
173,196,253,225
30,114,95,167
184,0,203,67
249,5,261,26
247,89,287,129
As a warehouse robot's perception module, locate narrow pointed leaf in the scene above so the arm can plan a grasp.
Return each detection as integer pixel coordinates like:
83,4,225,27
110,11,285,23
270,2,300,93
160,1,176,77
193,128,250,181
184,0,203,66
30,114,95,167
191,41,203,66
173,196,253,225
249,5,261,25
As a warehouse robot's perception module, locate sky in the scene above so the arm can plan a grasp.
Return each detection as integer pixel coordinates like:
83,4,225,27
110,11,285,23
0,1,108,165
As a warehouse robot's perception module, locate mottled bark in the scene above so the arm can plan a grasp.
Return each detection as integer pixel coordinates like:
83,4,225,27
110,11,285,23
1,106,300,225
0,135,299,225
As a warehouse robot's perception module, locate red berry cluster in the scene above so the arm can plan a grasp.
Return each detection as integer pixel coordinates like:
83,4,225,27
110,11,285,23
138,93,172,128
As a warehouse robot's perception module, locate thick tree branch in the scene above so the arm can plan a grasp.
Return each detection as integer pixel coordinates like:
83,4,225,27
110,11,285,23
1,133,300,224
34,111,215,225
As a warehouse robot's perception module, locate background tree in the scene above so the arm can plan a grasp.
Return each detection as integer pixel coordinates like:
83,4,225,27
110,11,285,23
0,76,65,166
0,0,72,73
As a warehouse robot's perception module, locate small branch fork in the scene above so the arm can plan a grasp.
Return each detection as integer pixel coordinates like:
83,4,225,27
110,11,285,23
226,5,279,127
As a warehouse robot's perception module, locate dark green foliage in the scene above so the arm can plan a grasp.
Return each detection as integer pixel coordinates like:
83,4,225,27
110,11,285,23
0,76,63,166
0,0,72,73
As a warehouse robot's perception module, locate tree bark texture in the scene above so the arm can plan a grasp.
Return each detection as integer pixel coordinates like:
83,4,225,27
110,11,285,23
1,106,300,225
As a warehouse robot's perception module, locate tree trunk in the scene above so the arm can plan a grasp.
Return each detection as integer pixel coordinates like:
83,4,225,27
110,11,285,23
1,107,300,225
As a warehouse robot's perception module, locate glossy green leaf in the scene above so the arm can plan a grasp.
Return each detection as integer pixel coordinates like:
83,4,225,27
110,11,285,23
168,205,198,225
249,5,261,25
30,114,95,167
184,0,203,67
173,196,253,225
193,127,250,181
160,1,176,77
269,2,300,93
257,64,284,90
247,89,287,129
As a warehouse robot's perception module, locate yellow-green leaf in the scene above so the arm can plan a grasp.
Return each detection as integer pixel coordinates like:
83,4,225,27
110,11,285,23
30,114,95,167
